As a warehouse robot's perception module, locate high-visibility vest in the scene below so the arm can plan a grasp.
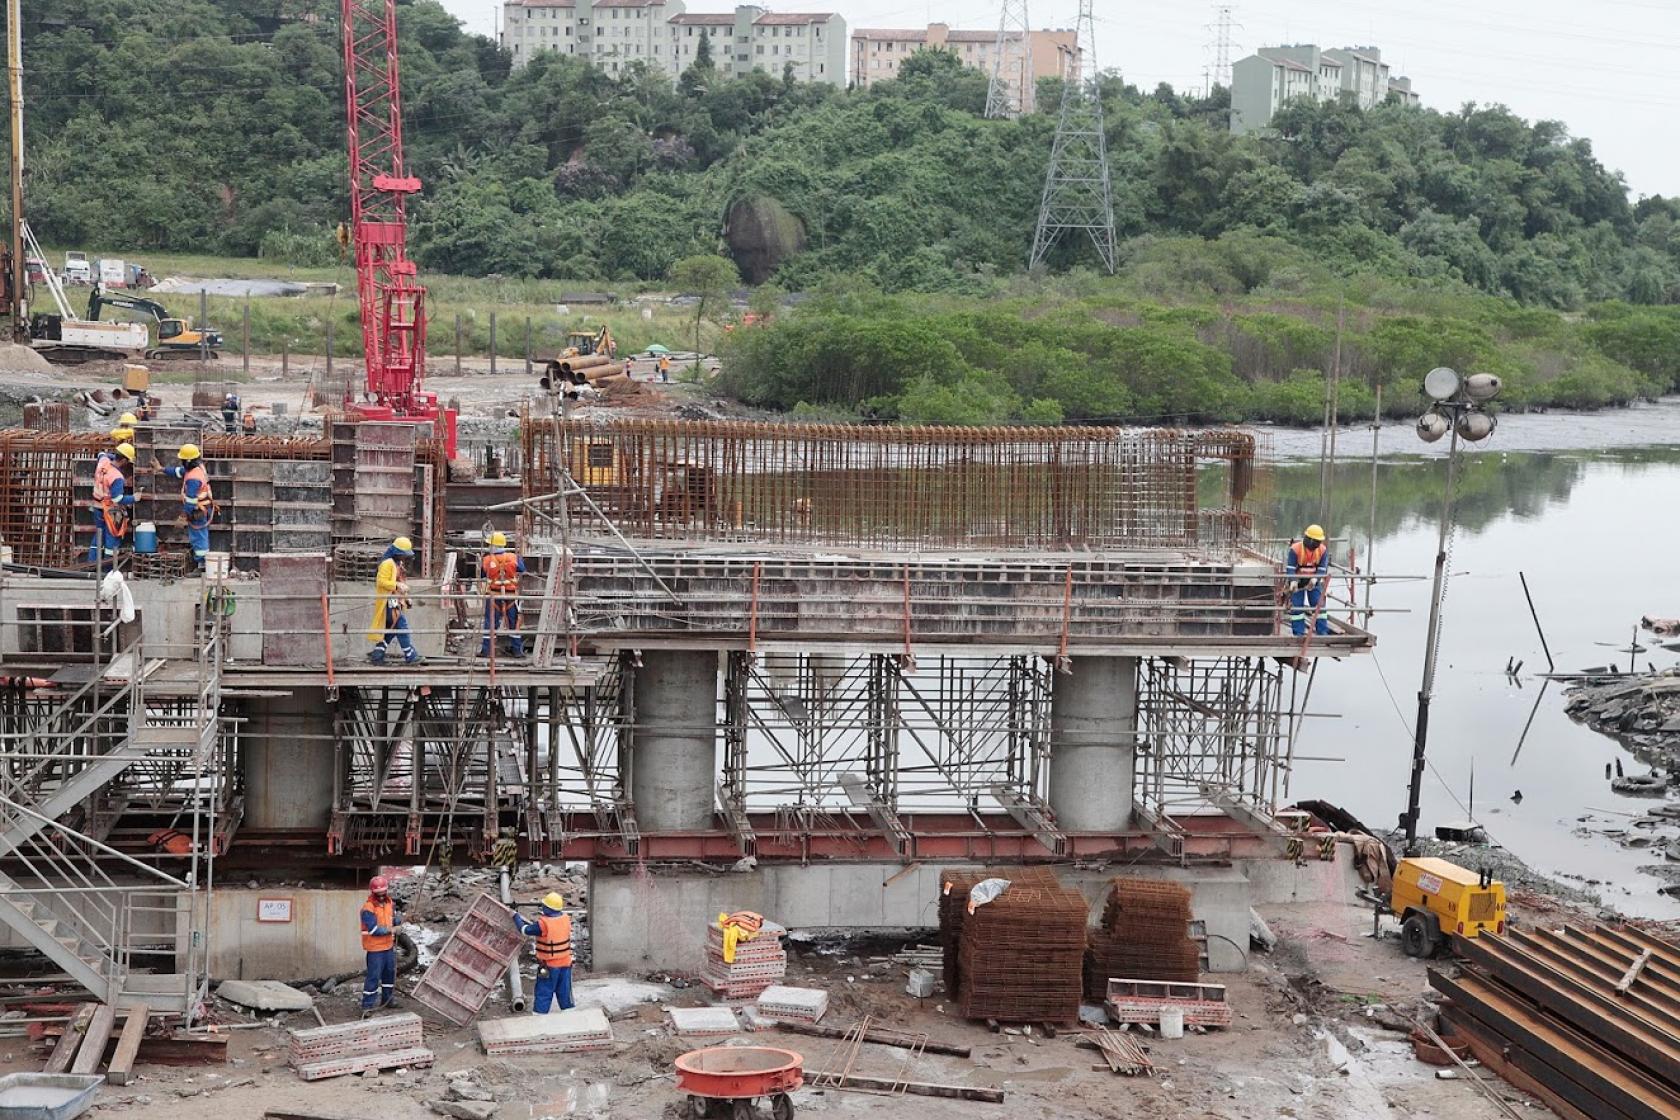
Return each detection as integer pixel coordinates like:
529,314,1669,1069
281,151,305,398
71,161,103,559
361,896,395,952
182,463,213,521
93,456,123,506
535,913,573,967
723,911,763,935
1288,540,1327,575
481,552,520,596
147,828,193,855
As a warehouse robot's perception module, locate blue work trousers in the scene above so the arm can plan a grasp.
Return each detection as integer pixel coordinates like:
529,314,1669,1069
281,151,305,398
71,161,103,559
533,964,573,1013
369,609,419,663
87,509,125,565
1290,585,1331,636
187,515,211,568
361,948,396,1009
480,600,525,656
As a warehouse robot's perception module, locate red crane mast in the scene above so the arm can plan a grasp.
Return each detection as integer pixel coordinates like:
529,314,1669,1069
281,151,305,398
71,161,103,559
341,0,455,452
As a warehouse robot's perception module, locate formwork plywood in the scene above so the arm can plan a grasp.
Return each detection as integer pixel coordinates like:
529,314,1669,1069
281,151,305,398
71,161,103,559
410,893,523,1025
353,423,418,538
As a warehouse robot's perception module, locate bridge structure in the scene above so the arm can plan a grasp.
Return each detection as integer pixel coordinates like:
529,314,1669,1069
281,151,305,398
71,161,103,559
0,418,1374,1004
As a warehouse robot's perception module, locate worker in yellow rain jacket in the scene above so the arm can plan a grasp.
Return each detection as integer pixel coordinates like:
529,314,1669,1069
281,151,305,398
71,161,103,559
512,892,574,1012
479,531,526,658
366,537,424,665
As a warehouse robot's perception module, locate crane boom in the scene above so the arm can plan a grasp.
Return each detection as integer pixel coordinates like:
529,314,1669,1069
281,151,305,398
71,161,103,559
341,0,438,429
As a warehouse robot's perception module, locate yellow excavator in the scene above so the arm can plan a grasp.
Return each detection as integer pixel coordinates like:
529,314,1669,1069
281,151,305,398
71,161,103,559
86,285,223,360
560,325,614,359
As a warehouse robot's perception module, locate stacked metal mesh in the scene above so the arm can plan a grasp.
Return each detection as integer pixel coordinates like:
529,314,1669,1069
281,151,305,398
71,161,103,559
1084,878,1200,998
937,866,1061,997
942,868,1086,1024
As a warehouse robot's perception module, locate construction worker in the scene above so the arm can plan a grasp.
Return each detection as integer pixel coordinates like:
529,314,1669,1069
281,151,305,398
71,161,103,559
359,876,405,1015
158,444,214,570
479,531,526,658
367,537,424,665
110,412,138,446
88,442,138,565
1286,524,1333,637
658,354,671,383
622,357,634,380
221,392,240,434
511,892,574,1013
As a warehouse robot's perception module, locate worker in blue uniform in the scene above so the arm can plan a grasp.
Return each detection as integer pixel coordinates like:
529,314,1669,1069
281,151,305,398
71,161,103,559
158,443,214,570
512,892,574,1013
1286,523,1333,637
359,875,404,1016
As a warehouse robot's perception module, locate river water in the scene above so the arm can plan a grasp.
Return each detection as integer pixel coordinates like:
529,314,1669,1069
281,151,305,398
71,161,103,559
1258,399,1680,917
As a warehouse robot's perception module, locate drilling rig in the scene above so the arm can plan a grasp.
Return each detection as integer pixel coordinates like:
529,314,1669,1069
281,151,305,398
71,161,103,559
340,0,457,457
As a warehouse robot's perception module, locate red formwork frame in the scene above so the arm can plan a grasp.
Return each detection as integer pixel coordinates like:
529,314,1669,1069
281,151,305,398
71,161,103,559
342,0,454,453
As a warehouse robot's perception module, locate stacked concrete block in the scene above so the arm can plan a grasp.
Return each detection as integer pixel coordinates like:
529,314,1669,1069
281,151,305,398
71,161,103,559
754,985,828,1024
477,1007,613,1055
288,1011,433,1081
668,1006,742,1036
699,920,787,998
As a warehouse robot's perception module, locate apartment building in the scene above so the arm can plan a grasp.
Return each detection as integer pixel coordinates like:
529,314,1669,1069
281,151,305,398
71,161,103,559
850,22,1078,111
1230,42,1418,134
502,0,846,85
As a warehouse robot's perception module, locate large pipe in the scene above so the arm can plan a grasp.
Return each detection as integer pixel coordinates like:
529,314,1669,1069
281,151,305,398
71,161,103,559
499,868,526,1012
560,353,614,374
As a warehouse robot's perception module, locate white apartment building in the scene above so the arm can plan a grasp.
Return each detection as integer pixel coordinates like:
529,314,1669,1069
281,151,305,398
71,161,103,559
502,0,846,85
850,23,1079,113
1230,42,1419,134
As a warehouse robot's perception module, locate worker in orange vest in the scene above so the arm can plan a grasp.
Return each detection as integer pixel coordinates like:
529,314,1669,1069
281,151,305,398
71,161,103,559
1286,524,1332,637
479,531,526,658
512,891,573,1012
359,875,405,1015
88,442,138,565
158,443,215,570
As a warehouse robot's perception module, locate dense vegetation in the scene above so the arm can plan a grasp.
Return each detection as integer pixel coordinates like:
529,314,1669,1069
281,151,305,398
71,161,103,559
11,0,1680,421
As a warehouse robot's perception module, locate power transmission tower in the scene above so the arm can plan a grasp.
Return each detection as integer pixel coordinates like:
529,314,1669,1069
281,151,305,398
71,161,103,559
984,0,1033,119
1210,3,1240,89
1029,0,1115,273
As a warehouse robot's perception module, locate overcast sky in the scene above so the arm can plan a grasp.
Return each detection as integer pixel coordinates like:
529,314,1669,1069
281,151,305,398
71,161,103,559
438,0,1680,197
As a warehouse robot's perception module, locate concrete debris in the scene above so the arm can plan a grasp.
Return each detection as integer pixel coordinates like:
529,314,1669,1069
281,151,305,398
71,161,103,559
429,1101,499,1120
217,979,316,1012
1249,909,1278,952
905,968,936,998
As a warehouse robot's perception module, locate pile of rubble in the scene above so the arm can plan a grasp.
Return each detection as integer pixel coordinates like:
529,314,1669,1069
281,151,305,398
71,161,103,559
1565,670,1680,773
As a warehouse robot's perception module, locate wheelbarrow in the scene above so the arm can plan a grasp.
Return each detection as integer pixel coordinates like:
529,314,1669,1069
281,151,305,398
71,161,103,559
673,1045,803,1120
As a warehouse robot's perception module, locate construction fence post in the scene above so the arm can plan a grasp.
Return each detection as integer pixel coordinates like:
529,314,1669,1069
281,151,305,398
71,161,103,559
524,316,532,378
489,312,497,377
242,297,250,376
455,312,462,375
199,288,209,372
281,337,288,379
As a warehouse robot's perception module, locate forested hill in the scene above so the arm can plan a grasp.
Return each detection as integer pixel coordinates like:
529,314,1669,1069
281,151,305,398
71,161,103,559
11,0,1680,309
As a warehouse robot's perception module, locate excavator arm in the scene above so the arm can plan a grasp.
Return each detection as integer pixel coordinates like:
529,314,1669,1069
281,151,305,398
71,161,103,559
86,285,170,323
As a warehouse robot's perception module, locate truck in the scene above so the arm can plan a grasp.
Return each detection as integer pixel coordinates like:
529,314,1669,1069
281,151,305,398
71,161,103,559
62,251,91,286
1388,856,1506,958
97,258,128,289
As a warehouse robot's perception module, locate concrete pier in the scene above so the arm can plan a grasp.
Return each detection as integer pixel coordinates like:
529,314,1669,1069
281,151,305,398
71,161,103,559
242,688,337,830
1047,656,1138,833
631,650,720,832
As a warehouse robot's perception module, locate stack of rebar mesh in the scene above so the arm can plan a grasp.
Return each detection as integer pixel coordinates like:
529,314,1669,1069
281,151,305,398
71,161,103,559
940,867,1086,1025
937,867,1061,996
1084,878,1201,999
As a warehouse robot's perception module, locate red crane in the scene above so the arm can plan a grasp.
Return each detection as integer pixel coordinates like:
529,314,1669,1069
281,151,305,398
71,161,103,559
341,0,456,455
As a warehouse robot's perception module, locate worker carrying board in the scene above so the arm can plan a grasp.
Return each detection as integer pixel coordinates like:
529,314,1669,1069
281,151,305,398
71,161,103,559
479,532,527,658
1285,524,1332,637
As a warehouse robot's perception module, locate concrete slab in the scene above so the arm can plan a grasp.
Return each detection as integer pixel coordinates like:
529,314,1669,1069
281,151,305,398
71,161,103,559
477,1007,612,1055
667,1006,741,1035
216,978,314,1012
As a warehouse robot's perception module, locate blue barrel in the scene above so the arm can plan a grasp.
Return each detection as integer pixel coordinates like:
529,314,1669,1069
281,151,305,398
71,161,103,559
133,522,158,554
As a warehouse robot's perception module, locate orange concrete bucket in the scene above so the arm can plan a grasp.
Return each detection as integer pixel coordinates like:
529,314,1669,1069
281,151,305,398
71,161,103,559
674,1046,803,1119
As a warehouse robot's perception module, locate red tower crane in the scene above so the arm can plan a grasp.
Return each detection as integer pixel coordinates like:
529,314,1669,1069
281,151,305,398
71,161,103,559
341,0,456,455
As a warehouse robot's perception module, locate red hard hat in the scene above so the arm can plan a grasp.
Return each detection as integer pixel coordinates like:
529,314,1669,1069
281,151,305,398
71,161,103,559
369,876,389,895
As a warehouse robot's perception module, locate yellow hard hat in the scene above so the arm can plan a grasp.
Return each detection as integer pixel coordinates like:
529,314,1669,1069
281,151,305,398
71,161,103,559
177,443,201,461
542,892,565,910
109,427,134,442
115,442,136,462
1304,524,1326,542
117,412,138,427
489,531,508,548
393,536,414,553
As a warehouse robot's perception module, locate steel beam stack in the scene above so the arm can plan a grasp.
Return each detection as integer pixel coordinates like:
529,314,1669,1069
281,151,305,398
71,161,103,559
1085,879,1201,998
1431,923,1680,1120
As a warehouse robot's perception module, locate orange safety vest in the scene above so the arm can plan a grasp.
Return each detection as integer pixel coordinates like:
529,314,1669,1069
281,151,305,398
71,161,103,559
361,896,396,952
93,455,123,506
182,463,214,522
1289,539,1327,575
722,910,763,935
535,913,573,967
481,552,520,597
147,828,193,855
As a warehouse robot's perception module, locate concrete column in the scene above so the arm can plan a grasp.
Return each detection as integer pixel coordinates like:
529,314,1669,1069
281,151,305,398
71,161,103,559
241,688,337,830
1048,656,1138,832
631,650,719,832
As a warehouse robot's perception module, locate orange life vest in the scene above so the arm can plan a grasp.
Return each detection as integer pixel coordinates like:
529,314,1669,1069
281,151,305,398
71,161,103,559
147,828,193,855
534,913,573,967
360,896,395,952
182,463,213,522
722,910,764,935
1289,539,1327,574
481,552,520,596
93,455,123,506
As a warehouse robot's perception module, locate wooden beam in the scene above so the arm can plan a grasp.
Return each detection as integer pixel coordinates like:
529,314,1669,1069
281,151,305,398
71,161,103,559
69,1003,117,1076
1617,948,1654,996
107,1008,148,1085
775,1019,971,1058
43,1004,94,1074
803,1071,1004,1103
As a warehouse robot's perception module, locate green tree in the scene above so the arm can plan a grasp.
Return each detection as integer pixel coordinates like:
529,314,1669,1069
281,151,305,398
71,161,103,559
668,254,741,357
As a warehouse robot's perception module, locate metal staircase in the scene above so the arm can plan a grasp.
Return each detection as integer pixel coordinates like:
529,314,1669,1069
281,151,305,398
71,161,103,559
0,591,221,1014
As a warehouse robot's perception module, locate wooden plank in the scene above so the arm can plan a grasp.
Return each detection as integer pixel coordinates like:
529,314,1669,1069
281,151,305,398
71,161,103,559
774,1019,970,1058
69,1003,117,1075
44,1004,95,1073
1616,949,1654,995
801,1071,1004,1103
107,1008,148,1085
